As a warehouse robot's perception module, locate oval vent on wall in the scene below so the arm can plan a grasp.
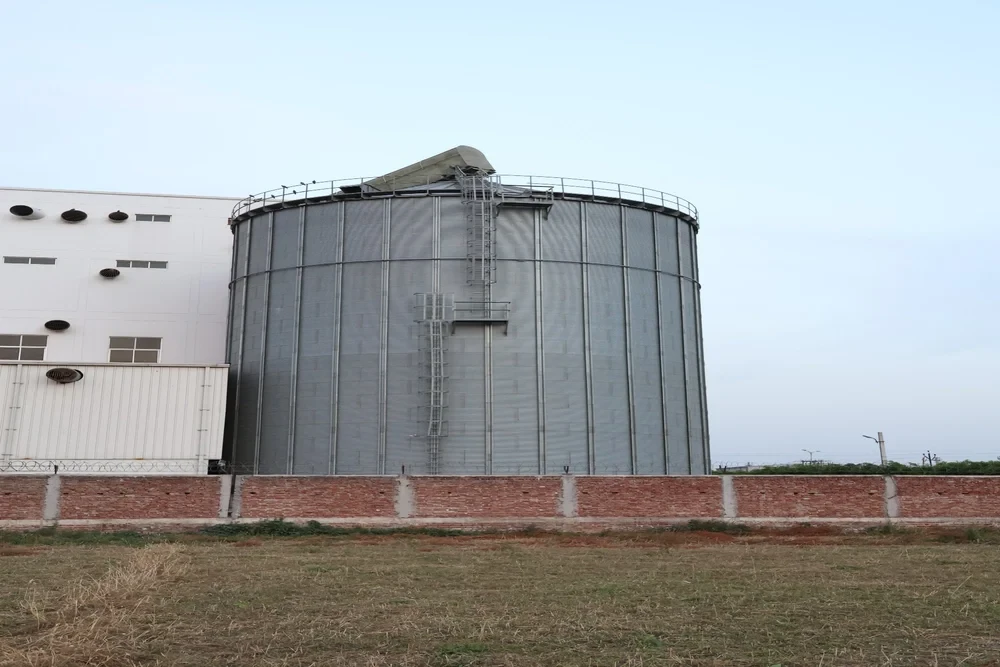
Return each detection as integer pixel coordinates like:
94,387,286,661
108,210,129,222
44,320,71,331
9,205,34,217
99,268,121,278
61,209,87,223
46,368,84,384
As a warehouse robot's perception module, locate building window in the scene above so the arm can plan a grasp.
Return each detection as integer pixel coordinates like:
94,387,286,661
116,260,168,269
3,256,56,265
134,214,171,222
0,335,47,361
109,337,161,363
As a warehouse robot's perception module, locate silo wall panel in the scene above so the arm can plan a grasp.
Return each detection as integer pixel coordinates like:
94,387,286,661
655,214,680,275
303,202,341,265
234,224,248,279
543,202,582,262
678,221,695,279
384,260,430,474
258,268,296,473
343,200,384,262
269,209,300,271
492,260,539,474
626,208,656,270
384,199,433,473
658,273,691,473
292,265,338,474
587,265,631,474
335,262,382,474
586,203,623,265
628,269,665,473
389,199,432,260
496,209,534,260
683,279,706,473
248,215,270,274
541,262,588,473
439,198,466,259
439,257,485,473
225,277,244,458
234,273,266,469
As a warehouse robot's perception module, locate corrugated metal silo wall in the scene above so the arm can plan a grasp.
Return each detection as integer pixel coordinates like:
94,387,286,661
227,194,708,474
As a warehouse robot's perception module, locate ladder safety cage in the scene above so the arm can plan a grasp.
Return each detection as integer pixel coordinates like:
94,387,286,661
413,293,454,474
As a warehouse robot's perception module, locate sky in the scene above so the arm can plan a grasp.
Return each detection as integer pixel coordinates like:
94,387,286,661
1,1,997,466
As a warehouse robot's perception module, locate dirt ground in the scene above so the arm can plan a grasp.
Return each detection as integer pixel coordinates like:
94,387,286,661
1,526,998,666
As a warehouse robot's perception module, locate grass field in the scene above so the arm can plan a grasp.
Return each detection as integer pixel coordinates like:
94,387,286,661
0,525,998,666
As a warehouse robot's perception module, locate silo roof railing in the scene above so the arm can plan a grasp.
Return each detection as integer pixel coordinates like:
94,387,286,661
231,175,698,223
492,175,698,222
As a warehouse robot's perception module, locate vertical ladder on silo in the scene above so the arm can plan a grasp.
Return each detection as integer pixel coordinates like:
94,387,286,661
459,168,497,312
415,293,452,474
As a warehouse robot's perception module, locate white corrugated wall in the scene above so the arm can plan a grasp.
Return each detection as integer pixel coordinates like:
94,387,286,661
0,363,228,474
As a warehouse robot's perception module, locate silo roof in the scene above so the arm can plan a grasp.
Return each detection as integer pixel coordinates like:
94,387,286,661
363,145,494,191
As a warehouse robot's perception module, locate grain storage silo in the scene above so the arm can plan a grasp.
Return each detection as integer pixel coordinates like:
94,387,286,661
226,146,708,475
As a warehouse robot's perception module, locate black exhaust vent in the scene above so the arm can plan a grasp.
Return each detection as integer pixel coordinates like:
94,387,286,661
44,320,71,331
9,205,34,217
108,210,129,222
46,367,84,384
61,209,87,222
99,268,121,278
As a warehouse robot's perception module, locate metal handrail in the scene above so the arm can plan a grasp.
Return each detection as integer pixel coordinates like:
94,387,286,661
453,301,511,320
231,175,697,222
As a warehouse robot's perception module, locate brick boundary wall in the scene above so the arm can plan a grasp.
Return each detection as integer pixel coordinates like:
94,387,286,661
59,476,228,521
407,476,562,518
1,475,1000,528
576,476,723,518
732,475,886,519
235,476,396,519
895,476,1000,518
0,475,48,521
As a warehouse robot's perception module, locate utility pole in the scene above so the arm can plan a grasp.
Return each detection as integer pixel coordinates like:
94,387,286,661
863,432,888,465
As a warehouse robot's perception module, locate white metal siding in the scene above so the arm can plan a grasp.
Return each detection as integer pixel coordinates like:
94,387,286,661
0,363,227,474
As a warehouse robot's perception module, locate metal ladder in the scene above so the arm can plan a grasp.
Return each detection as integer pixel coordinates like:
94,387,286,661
415,293,452,474
459,168,497,312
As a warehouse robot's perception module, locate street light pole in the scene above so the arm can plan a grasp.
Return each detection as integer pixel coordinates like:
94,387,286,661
863,432,888,465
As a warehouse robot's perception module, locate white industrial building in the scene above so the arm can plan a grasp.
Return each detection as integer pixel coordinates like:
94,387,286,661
0,187,237,473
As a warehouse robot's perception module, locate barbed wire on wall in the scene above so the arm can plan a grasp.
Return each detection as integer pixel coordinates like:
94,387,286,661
0,460,205,474
215,461,689,476
0,459,703,476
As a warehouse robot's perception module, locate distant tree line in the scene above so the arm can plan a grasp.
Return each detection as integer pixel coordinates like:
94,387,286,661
714,460,1000,475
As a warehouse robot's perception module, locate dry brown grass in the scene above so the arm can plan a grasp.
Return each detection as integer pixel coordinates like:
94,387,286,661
0,533,999,666
0,544,188,666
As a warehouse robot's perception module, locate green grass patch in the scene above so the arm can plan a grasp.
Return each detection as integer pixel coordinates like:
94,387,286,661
673,519,752,535
200,519,474,538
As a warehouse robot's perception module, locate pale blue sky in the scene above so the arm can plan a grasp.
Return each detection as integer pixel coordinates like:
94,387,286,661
2,1,997,465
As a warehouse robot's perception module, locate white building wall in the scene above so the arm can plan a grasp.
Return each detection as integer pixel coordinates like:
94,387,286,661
0,363,227,474
0,188,237,365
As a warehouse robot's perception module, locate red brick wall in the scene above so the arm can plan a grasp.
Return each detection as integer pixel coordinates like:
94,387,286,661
238,476,395,518
59,477,221,520
0,476,46,521
10,474,1000,525
410,477,561,518
576,476,722,517
896,477,1000,518
734,476,884,518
